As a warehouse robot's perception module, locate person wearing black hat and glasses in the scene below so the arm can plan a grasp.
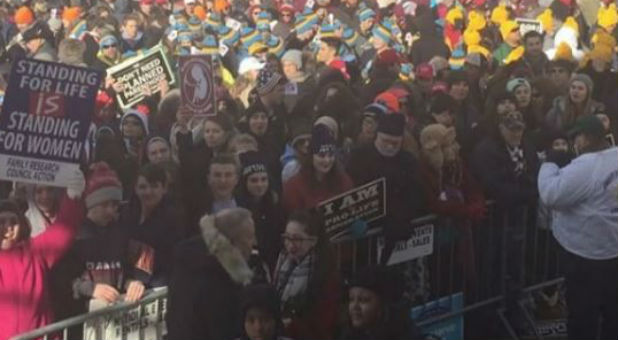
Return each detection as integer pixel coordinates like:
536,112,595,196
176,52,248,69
538,115,618,340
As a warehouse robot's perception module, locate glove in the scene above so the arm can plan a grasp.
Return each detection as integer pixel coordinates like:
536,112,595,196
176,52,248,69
66,168,86,199
349,219,368,238
545,150,573,168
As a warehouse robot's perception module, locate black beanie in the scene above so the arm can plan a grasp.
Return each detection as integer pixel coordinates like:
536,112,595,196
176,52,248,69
239,150,268,178
310,124,336,154
377,113,405,136
349,265,403,304
239,284,281,322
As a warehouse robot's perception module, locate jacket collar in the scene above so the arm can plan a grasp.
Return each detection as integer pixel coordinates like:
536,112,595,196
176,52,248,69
200,215,253,285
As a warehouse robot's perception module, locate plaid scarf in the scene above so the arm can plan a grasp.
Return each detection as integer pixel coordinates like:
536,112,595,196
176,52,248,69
507,145,526,177
274,250,315,315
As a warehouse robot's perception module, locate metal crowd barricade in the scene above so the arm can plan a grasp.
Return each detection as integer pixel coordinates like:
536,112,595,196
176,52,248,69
12,202,565,340
10,288,168,340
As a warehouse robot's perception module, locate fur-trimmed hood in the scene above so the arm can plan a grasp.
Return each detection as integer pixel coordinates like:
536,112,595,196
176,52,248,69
200,215,253,286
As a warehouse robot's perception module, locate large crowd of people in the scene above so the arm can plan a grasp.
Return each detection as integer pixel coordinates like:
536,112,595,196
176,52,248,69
0,0,617,339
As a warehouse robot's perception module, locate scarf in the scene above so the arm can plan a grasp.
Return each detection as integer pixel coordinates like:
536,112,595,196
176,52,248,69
274,249,315,315
507,145,526,177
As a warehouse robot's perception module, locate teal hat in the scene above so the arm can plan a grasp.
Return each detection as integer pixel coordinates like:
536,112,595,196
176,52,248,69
218,25,240,47
256,11,271,32
267,36,285,57
342,27,359,47
188,16,202,31
204,12,223,30
357,7,375,22
372,22,393,45
295,8,319,35
199,34,219,55
241,26,261,49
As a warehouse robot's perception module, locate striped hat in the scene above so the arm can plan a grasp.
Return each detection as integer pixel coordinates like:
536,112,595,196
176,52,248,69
99,34,118,48
199,34,219,55
256,11,272,31
267,36,285,57
372,22,393,45
241,26,261,49
218,25,240,47
204,12,223,30
343,27,359,47
295,8,319,35
248,40,269,55
85,162,122,209
449,47,466,70
357,7,375,22
319,23,340,39
177,30,193,43
188,15,202,32
399,63,413,81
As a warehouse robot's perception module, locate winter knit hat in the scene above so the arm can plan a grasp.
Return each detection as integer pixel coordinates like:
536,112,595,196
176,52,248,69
569,73,593,95
314,116,338,137
467,10,486,31
377,113,405,136
256,66,283,95
598,4,618,31
14,6,34,26
295,9,319,35
239,284,281,324
372,22,393,45
311,124,336,154
363,103,388,119
85,162,123,209
240,150,268,177
121,109,149,136
490,4,509,25
282,49,303,69
349,266,402,304
506,78,531,93
357,7,375,22
62,6,82,23
500,20,519,41
99,34,119,48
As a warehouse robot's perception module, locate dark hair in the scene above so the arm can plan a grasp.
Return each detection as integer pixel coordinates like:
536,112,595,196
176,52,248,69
209,153,239,173
138,163,167,186
430,93,456,114
523,30,543,43
447,69,468,86
0,199,31,242
287,209,324,238
321,37,342,53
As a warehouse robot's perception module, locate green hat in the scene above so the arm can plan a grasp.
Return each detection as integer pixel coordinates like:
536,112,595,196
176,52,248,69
568,115,605,138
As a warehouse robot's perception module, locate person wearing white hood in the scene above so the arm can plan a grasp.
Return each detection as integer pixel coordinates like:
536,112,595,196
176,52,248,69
545,17,585,62
24,185,63,237
231,57,266,108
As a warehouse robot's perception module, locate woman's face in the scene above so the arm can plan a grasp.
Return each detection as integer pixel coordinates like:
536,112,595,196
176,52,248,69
361,116,378,136
122,116,145,139
312,151,336,176
449,81,469,101
249,112,269,136
283,220,316,261
0,211,20,250
147,140,171,164
569,80,588,104
552,138,569,152
514,86,531,108
34,186,57,215
135,176,166,211
348,287,382,329
496,99,517,117
246,172,269,198
203,120,226,149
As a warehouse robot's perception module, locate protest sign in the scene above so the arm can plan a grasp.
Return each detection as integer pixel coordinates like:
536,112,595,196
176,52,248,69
411,293,464,340
108,46,175,109
377,224,434,265
318,178,386,240
516,18,543,36
0,58,102,186
84,291,167,340
179,55,217,117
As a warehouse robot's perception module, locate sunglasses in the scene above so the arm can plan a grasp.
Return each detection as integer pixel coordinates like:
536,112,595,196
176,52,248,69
282,12,293,17
102,43,117,49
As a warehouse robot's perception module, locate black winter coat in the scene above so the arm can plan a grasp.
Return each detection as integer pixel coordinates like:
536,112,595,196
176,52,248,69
470,135,539,208
166,215,253,340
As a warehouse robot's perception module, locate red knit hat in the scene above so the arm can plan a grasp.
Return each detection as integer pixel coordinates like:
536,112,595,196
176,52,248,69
14,6,34,26
84,162,122,209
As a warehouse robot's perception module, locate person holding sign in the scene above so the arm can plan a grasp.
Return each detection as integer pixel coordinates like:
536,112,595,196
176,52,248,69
283,123,354,214
0,169,85,340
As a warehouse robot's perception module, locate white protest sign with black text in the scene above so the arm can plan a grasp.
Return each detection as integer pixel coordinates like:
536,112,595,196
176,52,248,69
378,224,434,266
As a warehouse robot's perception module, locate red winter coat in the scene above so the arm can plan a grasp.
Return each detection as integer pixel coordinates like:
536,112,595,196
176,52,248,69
0,196,83,340
283,167,354,213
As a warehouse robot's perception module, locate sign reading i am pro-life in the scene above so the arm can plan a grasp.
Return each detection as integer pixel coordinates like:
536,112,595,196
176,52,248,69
0,58,102,186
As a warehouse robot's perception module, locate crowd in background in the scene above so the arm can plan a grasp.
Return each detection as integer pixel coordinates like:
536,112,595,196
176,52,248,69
0,0,617,339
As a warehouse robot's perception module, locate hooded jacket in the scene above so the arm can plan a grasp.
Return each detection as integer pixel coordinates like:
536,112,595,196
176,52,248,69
166,214,253,340
0,196,83,340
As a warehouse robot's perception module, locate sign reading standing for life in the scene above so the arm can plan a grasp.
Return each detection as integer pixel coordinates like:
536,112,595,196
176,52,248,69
0,58,102,186
179,55,217,117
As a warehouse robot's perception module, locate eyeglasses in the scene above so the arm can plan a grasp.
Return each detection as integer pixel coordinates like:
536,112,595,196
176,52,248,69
102,44,117,49
281,233,315,244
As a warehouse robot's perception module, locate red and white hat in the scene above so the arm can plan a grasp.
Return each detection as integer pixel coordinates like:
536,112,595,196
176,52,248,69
84,162,122,209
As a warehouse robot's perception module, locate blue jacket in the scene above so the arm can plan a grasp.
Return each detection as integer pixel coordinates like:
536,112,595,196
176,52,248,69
538,147,618,260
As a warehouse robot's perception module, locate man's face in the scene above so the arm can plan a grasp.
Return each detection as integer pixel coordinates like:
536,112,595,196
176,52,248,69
147,141,171,164
123,19,139,39
524,36,543,57
208,163,239,199
89,200,120,226
102,41,118,59
360,19,373,34
514,85,531,108
499,125,524,147
317,42,336,64
374,132,402,157
549,67,571,88
282,60,299,79
552,138,569,152
507,30,521,46
249,112,268,136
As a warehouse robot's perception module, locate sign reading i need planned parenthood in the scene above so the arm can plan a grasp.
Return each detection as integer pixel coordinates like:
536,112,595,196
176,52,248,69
0,58,102,186
108,46,175,109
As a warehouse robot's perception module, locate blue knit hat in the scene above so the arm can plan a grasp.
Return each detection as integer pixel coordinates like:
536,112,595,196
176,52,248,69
241,26,261,50
256,11,271,32
372,22,393,45
199,34,219,55
295,8,319,35
99,34,118,48
218,25,240,47
357,7,375,22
